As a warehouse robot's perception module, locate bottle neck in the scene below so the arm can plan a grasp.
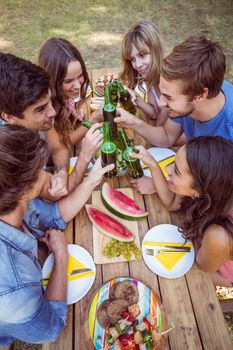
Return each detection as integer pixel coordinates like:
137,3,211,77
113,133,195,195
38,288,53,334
119,128,130,148
103,121,112,142
104,86,115,112
118,82,126,96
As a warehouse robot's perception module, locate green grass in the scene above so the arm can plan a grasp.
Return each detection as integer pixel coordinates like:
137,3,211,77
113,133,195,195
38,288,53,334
0,0,232,80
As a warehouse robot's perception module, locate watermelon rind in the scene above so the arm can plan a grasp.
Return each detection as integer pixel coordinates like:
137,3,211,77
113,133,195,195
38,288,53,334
85,204,135,242
101,182,149,221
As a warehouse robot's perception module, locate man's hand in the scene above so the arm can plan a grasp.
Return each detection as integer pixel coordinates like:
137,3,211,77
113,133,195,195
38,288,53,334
39,229,68,258
114,107,139,129
49,168,68,197
80,123,103,163
84,157,115,188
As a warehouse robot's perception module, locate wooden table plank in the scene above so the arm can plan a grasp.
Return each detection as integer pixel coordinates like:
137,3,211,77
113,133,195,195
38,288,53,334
186,264,232,350
144,193,203,349
74,202,102,350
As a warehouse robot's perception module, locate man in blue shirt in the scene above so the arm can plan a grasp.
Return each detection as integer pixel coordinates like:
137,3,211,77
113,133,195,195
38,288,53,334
0,125,114,345
114,35,233,193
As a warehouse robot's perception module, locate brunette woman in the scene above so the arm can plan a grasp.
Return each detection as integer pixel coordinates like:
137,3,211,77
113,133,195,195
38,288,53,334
131,136,233,286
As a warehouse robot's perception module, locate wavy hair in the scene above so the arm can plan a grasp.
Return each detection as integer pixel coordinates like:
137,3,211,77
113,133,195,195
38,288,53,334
179,136,233,245
38,37,90,145
0,125,49,215
119,20,164,89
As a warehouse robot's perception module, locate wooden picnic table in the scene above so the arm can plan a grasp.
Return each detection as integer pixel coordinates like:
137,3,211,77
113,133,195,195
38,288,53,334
45,67,232,350
2,68,231,350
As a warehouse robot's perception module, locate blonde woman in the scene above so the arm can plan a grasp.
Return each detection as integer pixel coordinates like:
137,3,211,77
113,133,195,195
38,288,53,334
120,20,168,125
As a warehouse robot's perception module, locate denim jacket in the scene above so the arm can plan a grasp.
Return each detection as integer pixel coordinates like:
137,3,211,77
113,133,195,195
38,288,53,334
0,198,67,345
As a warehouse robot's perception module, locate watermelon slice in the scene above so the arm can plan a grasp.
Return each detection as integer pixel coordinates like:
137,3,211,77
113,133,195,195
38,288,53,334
86,204,134,242
101,182,149,221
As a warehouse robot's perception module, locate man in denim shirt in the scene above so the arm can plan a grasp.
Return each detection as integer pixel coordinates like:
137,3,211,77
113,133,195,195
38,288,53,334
0,125,114,345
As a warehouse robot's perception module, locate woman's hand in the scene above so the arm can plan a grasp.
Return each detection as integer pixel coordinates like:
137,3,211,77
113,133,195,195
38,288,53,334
85,157,115,188
129,145,157,169
80,123,103,163
72,108,85,123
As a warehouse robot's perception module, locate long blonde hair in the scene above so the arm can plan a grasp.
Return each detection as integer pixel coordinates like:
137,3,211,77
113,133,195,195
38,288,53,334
120,20,164,89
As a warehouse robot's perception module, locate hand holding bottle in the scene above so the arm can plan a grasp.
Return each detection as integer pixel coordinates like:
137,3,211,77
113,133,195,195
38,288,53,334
80,123,103,163
129,145,158,170
114,107,139,128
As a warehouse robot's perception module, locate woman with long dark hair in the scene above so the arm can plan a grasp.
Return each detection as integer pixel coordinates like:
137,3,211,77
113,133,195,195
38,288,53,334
131,136,233,286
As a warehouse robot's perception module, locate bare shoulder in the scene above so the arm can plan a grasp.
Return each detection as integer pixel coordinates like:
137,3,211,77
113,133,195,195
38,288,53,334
202,224,230,251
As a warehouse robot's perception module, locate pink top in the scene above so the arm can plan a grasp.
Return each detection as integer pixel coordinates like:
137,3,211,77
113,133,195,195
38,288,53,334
219,260,233,281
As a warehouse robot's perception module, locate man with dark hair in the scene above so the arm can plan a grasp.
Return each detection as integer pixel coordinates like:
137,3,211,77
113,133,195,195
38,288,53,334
0,52,99,198
114,35,233,193
0,52,55,131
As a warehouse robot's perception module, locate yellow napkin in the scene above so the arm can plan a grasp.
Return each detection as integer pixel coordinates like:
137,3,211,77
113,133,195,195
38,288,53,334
142,155,175,178
155,252,186,271
158,155,175,178
43,255,94,286
143,241,193,248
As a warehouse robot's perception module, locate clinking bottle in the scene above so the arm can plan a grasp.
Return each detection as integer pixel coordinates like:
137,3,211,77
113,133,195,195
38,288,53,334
81,120,103,134
103,85,118,140
118,128,143,179
101,121,117,178
118,82,137,115
110,79,119,107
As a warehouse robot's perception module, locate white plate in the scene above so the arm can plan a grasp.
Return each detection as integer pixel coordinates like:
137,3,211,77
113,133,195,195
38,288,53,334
142,224,195,279
141,147,176,178
42,244,96,305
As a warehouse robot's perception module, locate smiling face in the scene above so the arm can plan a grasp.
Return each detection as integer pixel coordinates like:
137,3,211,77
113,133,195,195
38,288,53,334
166,146,198,197
16,90,55,131
62,60,84,99
159,76,196,118
129,44,151,78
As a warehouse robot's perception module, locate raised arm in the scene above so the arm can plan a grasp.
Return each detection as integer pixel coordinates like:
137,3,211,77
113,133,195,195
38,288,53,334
45,127,70,196
58,158,115,222
130,146,181,211
114,108,183,147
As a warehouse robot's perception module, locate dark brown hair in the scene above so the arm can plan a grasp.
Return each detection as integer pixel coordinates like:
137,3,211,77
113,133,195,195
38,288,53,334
161,35,226,99
180,136,233,245
0,52,50,119
38,37,90,145
0,125,50,215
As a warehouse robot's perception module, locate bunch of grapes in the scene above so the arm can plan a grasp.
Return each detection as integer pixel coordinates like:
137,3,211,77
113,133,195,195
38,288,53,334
103,239,142,260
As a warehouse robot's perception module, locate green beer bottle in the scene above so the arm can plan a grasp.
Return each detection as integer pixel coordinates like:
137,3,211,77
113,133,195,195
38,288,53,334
101,121,117,178
118,128,143,179
110,79,119,106
118,82,137,115
103,85,118,140
81,120,103,134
